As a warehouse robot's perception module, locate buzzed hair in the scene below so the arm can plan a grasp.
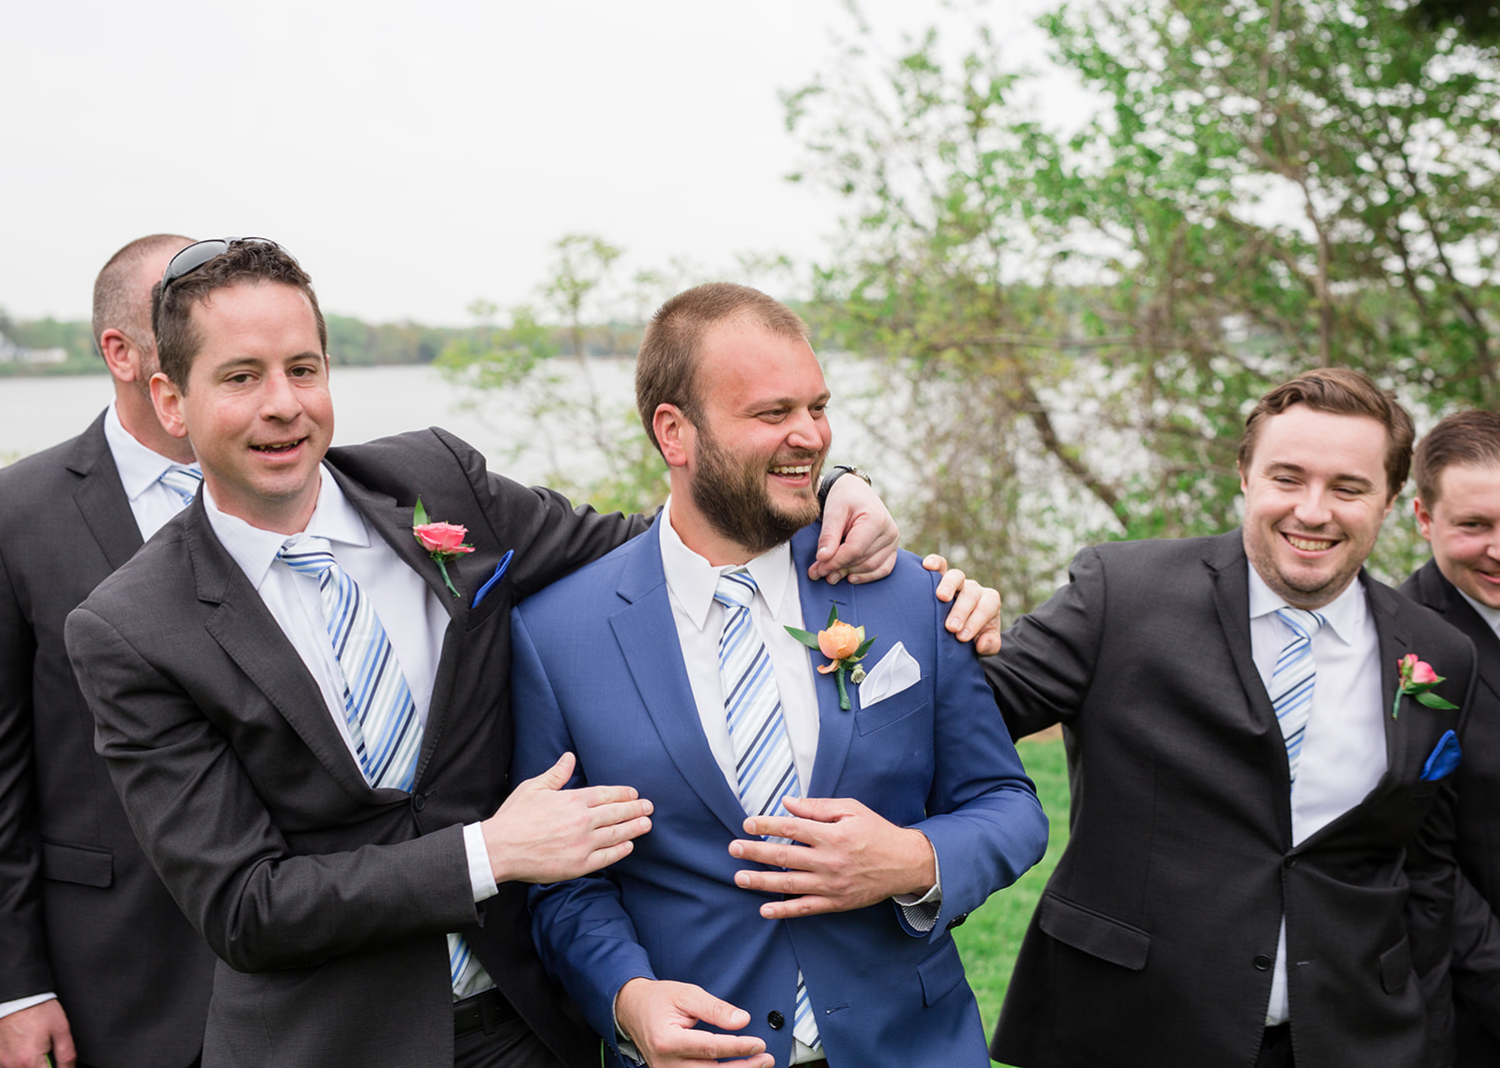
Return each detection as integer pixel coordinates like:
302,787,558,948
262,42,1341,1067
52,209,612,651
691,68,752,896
153,239,326,390
1238,367,1416,500
1415,410,1500,507
635,283,811,453
91,234,194,354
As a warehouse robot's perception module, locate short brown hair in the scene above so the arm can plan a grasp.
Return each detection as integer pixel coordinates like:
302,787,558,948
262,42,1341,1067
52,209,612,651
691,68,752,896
153,239,327,390
1414,410,1500,506
635,283,810,453
92,234,193,354
1238,368,1415,499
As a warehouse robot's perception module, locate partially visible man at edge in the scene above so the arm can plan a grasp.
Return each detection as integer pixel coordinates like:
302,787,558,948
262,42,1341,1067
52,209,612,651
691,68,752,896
61,238,1000,1067
1403,410,1500,1064
986,368,1474,1067
0,234,218,1068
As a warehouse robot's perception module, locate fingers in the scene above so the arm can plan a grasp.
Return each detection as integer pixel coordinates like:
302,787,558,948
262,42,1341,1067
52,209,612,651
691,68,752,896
932,564,965,603
975,628,1003,656
615,979,768,1067
528,750,576,790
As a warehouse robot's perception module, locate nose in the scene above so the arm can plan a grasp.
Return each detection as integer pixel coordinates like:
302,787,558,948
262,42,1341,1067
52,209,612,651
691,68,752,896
259,369,302,421
1291,488,1333,528
784,408,826,452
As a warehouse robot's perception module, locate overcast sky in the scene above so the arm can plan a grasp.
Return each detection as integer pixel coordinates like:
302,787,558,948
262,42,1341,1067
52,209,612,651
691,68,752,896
1,0,1075,328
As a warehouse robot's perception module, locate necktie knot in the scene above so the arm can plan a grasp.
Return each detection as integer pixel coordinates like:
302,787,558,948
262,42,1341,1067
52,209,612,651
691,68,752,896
714,569,758,612
278,534,338,580
157,464,203,506
1275,607,1326,641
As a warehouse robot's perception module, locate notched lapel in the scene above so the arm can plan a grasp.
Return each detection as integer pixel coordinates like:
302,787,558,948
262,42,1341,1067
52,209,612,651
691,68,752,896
1369,580,1415,779
792,529,857,800
67,416,145,570
612,532,749,838
186,516,374,800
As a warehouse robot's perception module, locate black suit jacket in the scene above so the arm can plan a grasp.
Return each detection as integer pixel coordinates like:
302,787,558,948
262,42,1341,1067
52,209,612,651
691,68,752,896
65,428,648,1067
0,411,215,1067
986,532,1474,1068
1402,560,1500,1064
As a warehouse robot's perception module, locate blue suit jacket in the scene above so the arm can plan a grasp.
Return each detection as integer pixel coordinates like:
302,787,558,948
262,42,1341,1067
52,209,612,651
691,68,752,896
511,520,1048,1067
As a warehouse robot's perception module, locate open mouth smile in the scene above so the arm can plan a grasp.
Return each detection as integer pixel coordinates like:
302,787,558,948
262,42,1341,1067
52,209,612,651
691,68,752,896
251,438,305,455
1281,532,1338,553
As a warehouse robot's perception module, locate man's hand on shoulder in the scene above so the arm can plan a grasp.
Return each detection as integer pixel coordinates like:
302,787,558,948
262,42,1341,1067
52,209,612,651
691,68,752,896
924,553,1003,655
809,473,897,585
482,752,654,884
614,978,772,1068
0,999,75,1068
729,796,937,918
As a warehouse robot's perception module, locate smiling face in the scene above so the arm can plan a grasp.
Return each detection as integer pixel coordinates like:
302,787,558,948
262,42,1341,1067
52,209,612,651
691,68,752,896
1239,404,1395,609
658,318,831,563
150,281,333,534
1416,461,1500,609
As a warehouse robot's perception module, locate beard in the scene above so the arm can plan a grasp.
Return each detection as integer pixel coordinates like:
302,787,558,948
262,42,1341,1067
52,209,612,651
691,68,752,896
688,423,824,557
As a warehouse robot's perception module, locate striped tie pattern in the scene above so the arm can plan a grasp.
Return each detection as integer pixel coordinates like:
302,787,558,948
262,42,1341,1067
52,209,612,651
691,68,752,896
157,464,203,506
1270,607,1326,785
713,570,819,1051
278,534,485,997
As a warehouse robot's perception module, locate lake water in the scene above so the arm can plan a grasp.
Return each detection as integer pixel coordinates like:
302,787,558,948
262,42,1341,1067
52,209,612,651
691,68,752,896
0,356,884,490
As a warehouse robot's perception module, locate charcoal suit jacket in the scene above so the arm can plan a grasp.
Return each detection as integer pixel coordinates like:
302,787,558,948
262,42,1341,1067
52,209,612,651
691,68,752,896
65,427,648,1067
987,531,1474,1068
0,411,215,1067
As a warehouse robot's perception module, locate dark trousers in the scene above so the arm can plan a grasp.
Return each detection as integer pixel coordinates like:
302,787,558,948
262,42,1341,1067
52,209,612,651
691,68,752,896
453,989,569,1068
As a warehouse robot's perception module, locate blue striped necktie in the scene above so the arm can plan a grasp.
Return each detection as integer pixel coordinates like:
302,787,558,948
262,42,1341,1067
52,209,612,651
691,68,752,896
278,534,486,996
1270,607,1327,785
157,464,203,506
713,569,819,1051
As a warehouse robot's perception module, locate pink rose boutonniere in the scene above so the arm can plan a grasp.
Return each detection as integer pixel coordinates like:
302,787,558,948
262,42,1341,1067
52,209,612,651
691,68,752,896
786,606,876,711
1392,653,1459,718
413,497,474,598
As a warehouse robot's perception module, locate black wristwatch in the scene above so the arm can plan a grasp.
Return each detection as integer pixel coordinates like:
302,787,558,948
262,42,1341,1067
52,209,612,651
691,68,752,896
817,465,873,515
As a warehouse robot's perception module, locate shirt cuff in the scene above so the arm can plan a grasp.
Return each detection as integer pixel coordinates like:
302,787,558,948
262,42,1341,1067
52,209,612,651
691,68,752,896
0,992,57,1020
892,841,943,932
463,822,499,901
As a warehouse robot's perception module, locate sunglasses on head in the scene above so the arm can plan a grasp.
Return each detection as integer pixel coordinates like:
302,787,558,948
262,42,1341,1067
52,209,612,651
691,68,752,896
159,237,281,298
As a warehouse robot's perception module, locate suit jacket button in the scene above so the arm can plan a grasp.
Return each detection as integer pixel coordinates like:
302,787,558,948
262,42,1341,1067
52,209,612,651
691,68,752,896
1253,954,1272,971
1283,856,1297,869
767,1011,785,1029
412,793,426,812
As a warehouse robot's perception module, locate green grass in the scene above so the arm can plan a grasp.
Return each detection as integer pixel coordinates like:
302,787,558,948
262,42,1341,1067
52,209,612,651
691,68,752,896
953,736,1069,1067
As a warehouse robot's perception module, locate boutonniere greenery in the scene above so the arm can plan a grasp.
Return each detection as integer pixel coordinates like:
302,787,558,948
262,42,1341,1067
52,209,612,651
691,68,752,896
787,606,876,711
1393,653,1459,718
412,497,474,598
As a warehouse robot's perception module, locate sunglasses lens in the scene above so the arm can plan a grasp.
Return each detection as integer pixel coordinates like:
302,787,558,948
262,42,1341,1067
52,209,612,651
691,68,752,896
161,239,231,293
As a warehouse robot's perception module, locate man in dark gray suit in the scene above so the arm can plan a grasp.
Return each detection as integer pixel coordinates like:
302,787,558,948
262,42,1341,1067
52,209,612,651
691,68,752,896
62,239,969,1067
0,234,217,1068
987,368,1475,1068
1402,410,1500,1064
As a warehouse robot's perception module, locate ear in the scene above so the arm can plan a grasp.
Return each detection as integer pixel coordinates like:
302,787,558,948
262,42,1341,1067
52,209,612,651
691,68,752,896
1414,497,1435,542
150,371,191,440
99,329,142,383
654,404,693,469
1238,464,1248,494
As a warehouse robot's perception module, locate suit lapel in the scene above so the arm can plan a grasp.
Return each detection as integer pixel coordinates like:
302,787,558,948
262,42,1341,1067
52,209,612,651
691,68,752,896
610,524,750,838
1368,579,1415,778
186,503,374,799
792,528,857,799
1418,560,1500,708
66,413,145,570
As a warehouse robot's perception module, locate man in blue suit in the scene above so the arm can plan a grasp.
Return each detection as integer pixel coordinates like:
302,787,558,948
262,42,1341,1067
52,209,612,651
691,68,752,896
511,282,1049,1068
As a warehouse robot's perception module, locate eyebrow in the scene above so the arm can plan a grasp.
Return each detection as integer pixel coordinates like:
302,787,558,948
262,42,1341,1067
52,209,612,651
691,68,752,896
1262,461,1377,489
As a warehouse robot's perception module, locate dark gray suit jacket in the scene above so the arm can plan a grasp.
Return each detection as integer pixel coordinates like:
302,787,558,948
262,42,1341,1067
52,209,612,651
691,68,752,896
986,531,1474,1068
65,427,648,1067
1402,559,1500,1064
0,411,215,1067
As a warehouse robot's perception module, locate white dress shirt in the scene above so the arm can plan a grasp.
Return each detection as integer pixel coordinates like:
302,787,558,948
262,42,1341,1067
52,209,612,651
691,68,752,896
103,401,202,540
0,406,205,1022
203,467,498,999
1248,567,1385,1025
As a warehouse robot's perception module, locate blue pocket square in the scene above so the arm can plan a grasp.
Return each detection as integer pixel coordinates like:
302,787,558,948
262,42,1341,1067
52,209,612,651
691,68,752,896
471,550,514,609
1420,729,1461,782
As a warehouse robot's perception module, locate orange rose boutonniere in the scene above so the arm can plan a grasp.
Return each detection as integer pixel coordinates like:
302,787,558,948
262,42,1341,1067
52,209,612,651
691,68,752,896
787,606,876,710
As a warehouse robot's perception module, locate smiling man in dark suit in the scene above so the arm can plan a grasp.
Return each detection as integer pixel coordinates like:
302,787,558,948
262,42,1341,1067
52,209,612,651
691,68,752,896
0,234,218,1068
60,239,977,1067
1402,410,1500,1064
987,368,1475,1068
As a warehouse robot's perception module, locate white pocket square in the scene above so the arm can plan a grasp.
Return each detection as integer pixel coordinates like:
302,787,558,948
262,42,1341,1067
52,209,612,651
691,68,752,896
860,642,921,706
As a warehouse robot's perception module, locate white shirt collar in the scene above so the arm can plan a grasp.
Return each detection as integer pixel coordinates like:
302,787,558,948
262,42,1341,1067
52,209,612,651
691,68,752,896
1247,563,1367,646
203,465,371,588
103,400,198,500
657,495,795,631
